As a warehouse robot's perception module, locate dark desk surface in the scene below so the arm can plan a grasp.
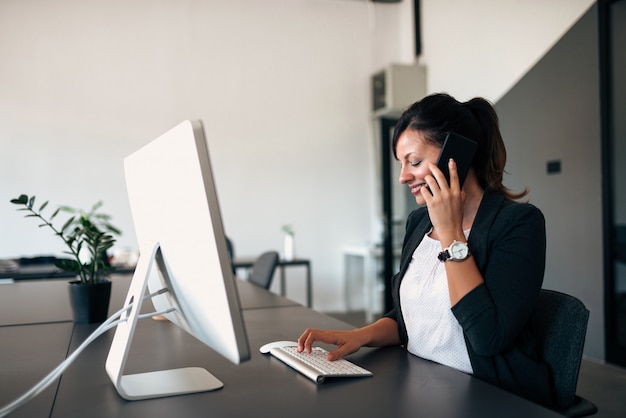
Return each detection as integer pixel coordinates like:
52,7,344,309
0,275,297,326
0,323,73,418
0,276,563,418
0,261,134,280
0,276,132,326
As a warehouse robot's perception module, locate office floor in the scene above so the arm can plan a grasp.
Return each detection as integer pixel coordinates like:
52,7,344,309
328,311,626,418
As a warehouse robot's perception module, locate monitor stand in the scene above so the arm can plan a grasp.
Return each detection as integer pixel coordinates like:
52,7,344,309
105,242,223,401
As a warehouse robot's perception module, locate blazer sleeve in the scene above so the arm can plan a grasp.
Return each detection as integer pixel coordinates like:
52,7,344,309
451,203,546,357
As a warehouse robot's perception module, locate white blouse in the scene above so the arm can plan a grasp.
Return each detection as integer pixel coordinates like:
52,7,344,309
400,230,473,374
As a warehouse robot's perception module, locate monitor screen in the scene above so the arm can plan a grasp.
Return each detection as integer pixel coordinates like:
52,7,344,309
106,119,250,400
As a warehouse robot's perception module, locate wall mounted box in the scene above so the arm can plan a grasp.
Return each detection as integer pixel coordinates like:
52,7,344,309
371,63,426,118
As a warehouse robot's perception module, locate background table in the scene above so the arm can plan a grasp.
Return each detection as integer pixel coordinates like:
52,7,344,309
233,257,312,307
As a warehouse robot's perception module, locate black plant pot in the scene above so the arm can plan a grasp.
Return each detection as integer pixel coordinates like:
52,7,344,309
68,279,112,323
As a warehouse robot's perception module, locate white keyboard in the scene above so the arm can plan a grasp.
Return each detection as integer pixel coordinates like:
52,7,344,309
269,345,373,384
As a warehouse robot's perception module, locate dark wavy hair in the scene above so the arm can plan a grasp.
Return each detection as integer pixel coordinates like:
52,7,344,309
392,93,527,201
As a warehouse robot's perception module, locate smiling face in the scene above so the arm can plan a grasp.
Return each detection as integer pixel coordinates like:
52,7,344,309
395,129,441,206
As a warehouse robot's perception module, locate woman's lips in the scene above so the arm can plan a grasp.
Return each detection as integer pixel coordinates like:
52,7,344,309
410,183,424,195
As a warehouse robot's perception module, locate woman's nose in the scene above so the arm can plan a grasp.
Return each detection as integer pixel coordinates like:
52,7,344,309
398,165,412,184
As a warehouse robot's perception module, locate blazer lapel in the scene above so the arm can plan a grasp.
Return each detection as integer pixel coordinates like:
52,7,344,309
467,191,505,270
397,210,432,278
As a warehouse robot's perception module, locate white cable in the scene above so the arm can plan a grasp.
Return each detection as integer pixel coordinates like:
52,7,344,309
0,287,172,418
137,307,176,320
0,305,127,417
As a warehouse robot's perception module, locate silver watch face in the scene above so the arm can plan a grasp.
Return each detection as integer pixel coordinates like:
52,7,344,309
450,242,469,259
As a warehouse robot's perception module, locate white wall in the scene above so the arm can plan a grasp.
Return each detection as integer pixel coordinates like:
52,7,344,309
0,0,412,311
419,0,596,102
0,0,598,314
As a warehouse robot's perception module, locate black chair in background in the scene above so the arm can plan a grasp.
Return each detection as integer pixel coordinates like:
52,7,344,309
530,289,598,417
247,251,279,290
226,236,236,274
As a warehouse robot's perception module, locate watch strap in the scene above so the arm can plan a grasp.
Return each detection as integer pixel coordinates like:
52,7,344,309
438,240,470,262
437,250,451,262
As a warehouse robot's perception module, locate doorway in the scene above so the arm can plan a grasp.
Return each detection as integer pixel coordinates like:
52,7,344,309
600,0,626,366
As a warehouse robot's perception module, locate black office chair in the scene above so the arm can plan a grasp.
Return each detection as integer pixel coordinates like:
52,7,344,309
226,237,234,262
248,251,279,290
530,289,598,417
225,236,236,274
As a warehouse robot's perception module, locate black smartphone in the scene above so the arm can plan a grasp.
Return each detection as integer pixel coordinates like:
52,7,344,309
434,132,478,188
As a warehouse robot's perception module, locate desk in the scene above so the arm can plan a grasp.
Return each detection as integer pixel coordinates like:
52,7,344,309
0,276,563,418
0,275,298,327
233,257,312,308
0,258,312,307
0,261,134,281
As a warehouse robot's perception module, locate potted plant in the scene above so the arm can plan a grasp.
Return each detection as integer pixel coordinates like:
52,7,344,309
10,194,121,323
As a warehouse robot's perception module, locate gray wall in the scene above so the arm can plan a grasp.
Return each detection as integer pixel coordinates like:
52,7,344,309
496,5,603,359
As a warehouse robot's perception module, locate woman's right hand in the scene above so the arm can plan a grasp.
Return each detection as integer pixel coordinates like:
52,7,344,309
297,328,366,361
297,317,401,361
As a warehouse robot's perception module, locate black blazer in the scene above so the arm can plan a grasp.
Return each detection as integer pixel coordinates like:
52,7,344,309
384,191,555,407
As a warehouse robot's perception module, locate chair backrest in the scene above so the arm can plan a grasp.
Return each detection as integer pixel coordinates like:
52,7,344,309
248,251,279,289
529,289,589,410
226,236,234,263
225,236,236,274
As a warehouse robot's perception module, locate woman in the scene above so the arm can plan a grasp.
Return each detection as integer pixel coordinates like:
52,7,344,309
298,93,554,407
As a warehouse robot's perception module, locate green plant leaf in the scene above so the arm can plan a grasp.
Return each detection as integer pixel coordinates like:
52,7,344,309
54,258,81,274
90,201,104,213
104,223,122,235
11,194,121,283
61,216,75,233
10,195,29,205
57,206,74,216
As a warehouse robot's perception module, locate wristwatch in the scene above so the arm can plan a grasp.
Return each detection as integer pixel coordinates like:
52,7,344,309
438,240,471,262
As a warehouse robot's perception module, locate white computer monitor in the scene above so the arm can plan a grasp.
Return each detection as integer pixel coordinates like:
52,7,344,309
105,120,250,400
